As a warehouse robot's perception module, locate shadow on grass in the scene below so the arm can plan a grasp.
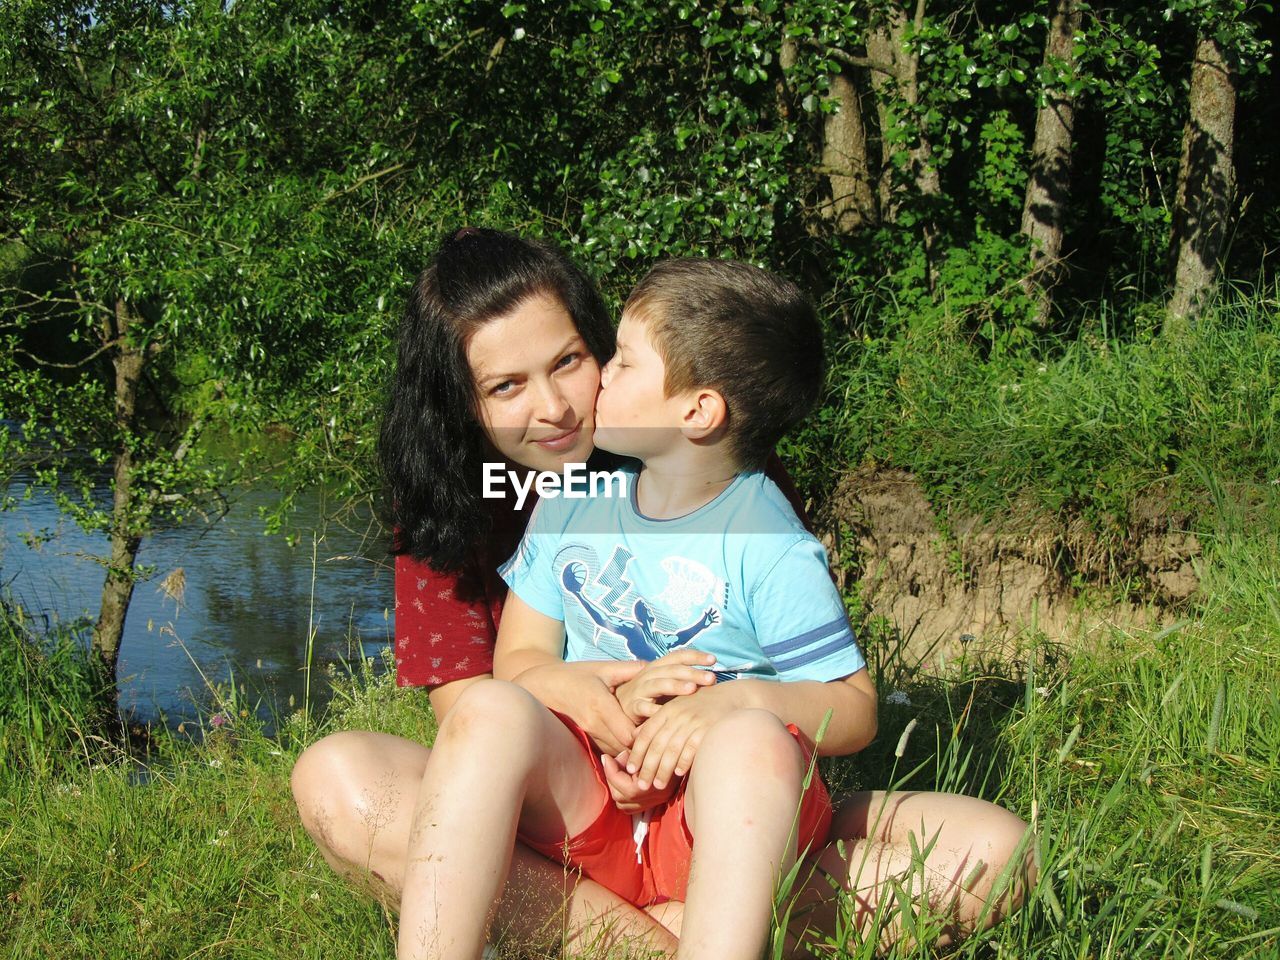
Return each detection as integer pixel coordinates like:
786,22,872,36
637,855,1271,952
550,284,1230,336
823,613,1061,805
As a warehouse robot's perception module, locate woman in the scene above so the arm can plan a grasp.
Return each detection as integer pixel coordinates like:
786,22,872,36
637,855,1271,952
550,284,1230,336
291,228,1035,956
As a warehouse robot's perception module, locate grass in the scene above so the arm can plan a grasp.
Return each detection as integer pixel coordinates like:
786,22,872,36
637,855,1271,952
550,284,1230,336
791,284,1280,541
3,504,1276,958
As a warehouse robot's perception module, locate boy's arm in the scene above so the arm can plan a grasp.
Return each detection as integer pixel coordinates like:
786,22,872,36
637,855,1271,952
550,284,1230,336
623,670,877,790
493,591,643,755
712,669,877,754
626,535,875,789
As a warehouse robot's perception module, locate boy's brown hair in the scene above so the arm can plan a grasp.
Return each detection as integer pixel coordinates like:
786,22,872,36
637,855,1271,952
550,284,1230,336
624,258,823,468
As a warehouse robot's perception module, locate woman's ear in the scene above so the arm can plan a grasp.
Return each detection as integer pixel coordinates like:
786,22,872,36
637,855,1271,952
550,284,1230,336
680,388,728,441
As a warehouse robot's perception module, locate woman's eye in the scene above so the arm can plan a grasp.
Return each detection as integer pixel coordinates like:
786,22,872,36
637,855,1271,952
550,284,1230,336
555,352,580,370
490,380,515,396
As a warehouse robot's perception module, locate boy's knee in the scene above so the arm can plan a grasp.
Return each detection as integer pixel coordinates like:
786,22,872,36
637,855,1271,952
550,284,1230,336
701,708,804,777
438,679,541,747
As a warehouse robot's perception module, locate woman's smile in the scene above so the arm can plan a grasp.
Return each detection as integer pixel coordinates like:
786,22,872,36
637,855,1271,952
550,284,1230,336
533,422,582,452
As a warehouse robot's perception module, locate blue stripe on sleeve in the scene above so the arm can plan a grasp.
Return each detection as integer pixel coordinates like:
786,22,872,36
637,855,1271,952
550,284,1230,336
771,630,857,672
761,615,849,657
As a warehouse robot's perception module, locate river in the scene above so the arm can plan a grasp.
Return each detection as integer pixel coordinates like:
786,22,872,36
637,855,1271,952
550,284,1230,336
0,478,394,729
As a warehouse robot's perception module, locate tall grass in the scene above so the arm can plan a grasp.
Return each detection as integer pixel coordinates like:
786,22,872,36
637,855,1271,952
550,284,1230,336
804,285,1280,534
2,588,1277,958
0,598,105,776
806,483,1280,959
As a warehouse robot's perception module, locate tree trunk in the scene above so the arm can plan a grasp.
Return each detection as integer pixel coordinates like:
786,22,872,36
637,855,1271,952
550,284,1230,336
866,0,940,288
819,70,878,233
1020,0,1083,328
1166,34,1236,333
93,298,146,680
776,28,798,119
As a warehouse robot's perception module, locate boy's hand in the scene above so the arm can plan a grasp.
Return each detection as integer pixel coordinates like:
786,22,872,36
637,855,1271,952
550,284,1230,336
626,682,745,791
614,649,717,724
600,749,678,813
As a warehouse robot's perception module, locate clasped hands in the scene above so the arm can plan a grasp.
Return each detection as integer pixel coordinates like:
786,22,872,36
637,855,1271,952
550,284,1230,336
569,649,741,814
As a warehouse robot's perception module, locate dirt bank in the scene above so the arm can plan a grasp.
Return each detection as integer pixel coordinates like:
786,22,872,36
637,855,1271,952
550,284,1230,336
819,469,1201,668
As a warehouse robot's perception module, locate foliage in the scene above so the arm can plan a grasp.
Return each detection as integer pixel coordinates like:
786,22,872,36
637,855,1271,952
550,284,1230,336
1,0,1277,679
0,598,106,776
790,284,1280,538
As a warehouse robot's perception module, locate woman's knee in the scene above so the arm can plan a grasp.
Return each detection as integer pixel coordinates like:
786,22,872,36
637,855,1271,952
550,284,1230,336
983,809,1037,911
291,731,379,847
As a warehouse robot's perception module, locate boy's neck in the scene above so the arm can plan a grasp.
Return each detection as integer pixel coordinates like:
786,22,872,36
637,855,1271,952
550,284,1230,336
634,448,742,520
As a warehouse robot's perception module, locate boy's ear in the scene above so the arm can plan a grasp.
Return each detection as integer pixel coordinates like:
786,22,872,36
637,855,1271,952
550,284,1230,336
679,387,728,441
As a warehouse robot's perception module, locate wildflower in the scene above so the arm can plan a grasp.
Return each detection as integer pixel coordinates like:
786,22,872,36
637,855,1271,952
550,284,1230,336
885,690,911,707
895,718,919,758
208,758,223,768
210,713,227,728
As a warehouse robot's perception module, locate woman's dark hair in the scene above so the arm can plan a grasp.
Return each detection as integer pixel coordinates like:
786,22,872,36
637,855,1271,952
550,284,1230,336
380,228,614,570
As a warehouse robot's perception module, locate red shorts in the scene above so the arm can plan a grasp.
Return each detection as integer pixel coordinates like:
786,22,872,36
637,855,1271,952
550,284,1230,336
519,714,833,906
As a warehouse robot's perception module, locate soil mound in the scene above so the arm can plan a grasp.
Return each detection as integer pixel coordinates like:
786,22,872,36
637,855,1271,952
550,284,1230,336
819,469,1200,667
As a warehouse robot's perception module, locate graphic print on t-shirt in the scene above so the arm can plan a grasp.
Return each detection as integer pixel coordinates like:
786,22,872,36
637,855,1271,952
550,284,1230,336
556,544,725,662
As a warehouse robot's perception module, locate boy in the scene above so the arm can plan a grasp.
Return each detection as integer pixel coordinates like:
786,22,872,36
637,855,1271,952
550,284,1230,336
398,260,877,960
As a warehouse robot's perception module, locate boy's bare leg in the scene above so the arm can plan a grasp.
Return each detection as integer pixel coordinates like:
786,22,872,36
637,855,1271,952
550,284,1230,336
678,709,806,960
293,728,677,956
394,679,621,959
782,790,1036,954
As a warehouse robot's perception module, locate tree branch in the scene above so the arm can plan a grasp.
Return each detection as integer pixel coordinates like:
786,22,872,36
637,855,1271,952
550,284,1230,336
12,340,122,370
803,38,899,78
321,163,407,203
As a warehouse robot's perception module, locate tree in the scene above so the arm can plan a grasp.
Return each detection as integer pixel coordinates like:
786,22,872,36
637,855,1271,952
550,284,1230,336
819,70,879,233
0,0,434,683
1020,0,1083,327
1167,33,1238,328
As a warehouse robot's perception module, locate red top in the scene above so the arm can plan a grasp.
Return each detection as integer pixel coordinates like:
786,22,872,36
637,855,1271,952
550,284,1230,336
394,489,530,687
394,457,812,688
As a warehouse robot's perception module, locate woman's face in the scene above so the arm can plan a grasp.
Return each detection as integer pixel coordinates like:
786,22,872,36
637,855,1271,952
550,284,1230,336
466,292,600,473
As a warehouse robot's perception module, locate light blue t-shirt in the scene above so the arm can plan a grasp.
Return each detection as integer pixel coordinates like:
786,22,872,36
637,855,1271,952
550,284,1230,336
499,465,865,683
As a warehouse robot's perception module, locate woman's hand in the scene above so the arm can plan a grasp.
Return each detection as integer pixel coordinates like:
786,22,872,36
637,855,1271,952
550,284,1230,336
601,749,679,813
518,658,645,756
614,649,717,724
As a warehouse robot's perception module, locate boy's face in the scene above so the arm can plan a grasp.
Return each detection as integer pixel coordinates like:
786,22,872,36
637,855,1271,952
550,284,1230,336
594,310,686,459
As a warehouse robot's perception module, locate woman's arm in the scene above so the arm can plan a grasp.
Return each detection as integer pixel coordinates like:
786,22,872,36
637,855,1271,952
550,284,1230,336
494,592,644,755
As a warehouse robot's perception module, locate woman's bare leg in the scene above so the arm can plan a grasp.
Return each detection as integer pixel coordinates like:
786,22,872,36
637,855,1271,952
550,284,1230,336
291,725,678,956
783,790,1036,954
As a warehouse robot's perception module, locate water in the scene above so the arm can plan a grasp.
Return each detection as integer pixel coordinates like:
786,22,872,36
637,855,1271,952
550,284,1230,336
1,479,394,728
